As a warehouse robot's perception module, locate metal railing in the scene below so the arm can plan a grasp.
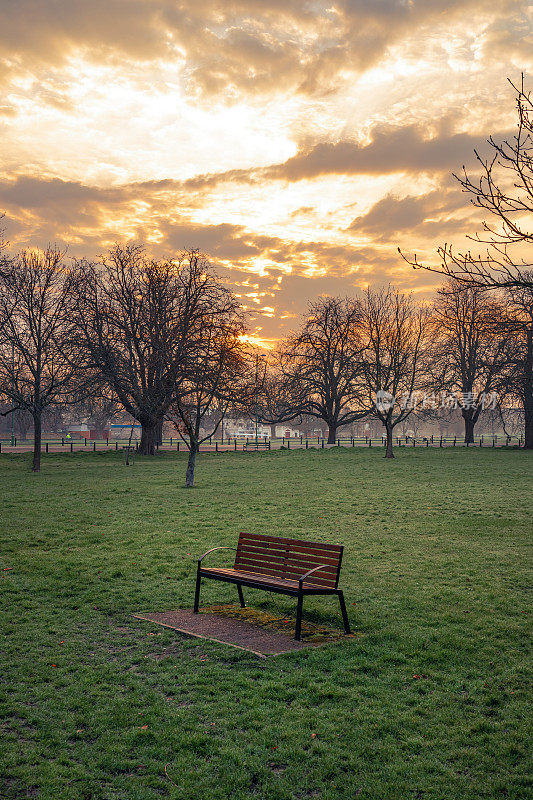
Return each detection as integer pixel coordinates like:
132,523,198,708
0,432,524,454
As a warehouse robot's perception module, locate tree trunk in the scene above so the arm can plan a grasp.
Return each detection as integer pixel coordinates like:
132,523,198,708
384,424,394,459
185,443,197,487
155,419,163,446
327,423,337,444
523,328,533,449
32,413,42,472
463,414,475,444
139,420,158,455
524,402,533,449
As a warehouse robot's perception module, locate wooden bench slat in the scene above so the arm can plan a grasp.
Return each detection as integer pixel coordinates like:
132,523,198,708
234,556,338,579
235,544,288,560
201,568,299,586
235,562,338,580
235,543,341,568
235,548,340,570
236,541,342,561
233,565,337,588
284,553,340,569
235,552,338,567
237,532,342,552
236,542,342,560
201,567,332,589
234,568,336,588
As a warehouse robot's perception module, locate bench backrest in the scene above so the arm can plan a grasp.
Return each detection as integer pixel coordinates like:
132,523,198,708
234,532,343,589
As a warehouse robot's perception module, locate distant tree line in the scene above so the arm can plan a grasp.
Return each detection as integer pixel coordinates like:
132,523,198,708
0,238,530,481
260,281,530,455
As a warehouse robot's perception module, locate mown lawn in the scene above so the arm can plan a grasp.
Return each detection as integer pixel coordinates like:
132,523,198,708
0,447,531,800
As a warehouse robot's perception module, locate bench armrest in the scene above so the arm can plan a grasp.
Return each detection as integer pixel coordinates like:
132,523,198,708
298,564,330,587
198,546,236,565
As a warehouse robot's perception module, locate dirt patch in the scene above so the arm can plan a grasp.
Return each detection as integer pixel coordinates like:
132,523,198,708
133,605,360,657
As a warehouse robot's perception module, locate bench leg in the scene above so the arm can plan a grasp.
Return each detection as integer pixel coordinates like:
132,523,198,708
338,591,351,634
236,584,245,608
295,591,304,641
193,566,201,613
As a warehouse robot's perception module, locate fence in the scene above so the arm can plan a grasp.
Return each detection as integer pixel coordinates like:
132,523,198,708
0,432,524,454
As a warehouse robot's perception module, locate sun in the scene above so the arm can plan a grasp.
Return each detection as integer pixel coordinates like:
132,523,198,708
238,333,275,351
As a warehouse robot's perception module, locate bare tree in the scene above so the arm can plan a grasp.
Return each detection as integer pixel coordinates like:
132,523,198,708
430,280,510,443
73,245,227,455
0,403,32,440
0,247,86,471
497,278,533,448
402,76,533,291
357,287,431,458
70,389,121,438
167,294,248,487
266,297,368,443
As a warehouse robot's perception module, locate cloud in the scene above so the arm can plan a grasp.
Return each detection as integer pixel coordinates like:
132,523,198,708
0,174,285,263
181,168,261,192
0,172,478,279
0,176,129,229
176,119,512,194
0,0,170,68
347,186,470,241
0,176,102,209
0,0,526,348
265,124,507,181
479,6,533,66
0,171,451,342
0,0,511,100
159,220,279,260
177,0,499,98
349,193,433,235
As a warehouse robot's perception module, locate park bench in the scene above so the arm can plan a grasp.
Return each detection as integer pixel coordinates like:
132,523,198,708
194,532,350,640
244,440,271,450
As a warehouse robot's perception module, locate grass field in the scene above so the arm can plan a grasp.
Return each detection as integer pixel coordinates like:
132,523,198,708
0,448,531,800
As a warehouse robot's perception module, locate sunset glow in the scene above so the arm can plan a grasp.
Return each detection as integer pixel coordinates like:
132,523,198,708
1,1,531,342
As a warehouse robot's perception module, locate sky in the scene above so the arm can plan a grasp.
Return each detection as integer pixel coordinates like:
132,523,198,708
0,0,531,346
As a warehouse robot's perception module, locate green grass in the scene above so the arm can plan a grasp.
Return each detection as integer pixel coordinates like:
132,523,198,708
0,447,531,800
